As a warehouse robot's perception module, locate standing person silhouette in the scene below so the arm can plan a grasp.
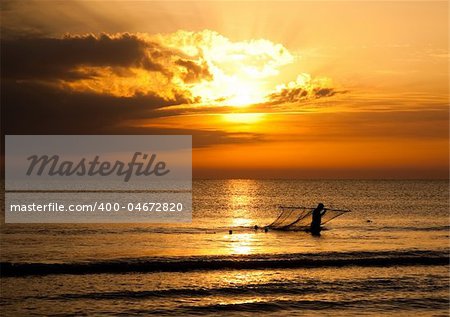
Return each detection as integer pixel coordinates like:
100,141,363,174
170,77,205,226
310,203,327,236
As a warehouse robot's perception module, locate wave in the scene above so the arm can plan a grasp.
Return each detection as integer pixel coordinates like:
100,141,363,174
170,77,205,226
2,225,450,236
181,297,450,313
47,278,448,301
1,250,448,277
2,224,448,236
364,225,450,232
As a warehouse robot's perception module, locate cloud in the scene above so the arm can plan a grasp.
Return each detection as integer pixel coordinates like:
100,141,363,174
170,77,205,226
175,59,213,84
2,34,154,79
1,33,213,100
1,80,182,133
2,29,340,147
155,30,295,105
157,30,294,79
1,80,263,147
2,30,339,107
267,73,342,105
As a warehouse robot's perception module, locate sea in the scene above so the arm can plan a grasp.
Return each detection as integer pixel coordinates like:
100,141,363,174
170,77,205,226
1,179,449,316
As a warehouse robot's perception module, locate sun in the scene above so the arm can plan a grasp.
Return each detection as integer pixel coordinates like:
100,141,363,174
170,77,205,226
148,30,333,110
223,78,266,107
191,75,267,107
162,30,294,107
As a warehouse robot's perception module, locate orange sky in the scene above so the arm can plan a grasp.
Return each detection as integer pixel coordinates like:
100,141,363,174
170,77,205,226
2,1,449,178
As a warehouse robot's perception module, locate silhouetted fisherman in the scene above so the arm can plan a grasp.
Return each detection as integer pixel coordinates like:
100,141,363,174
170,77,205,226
310,203,327,236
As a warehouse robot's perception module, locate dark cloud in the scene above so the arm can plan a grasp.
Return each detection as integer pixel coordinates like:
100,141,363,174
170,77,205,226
175,59,213,83
1,81,180,133
0,32,260,149
1,33,213,87
313,87,337,98
1,34,166,80
267,86,341,105
119,128,264,149
1,80,262,148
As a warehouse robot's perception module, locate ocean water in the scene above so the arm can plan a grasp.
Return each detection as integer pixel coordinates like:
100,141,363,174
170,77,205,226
1,180,449,316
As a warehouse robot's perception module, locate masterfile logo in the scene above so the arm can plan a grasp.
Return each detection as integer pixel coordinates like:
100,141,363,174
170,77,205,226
6,135,191,190
26,152,170,182
5,135,192,223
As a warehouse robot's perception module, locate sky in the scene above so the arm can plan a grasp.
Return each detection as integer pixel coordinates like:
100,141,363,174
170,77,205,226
1,1,448,178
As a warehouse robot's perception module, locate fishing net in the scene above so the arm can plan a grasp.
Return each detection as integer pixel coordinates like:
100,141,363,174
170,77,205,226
267,206,350,230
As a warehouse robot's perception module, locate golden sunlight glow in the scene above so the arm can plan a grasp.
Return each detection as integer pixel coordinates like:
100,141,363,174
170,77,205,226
219,77,266,107
159,30,294,107
231,218,252,227
222,113,265,124
190,75,267,107
228,233,255,255
64,67,173,98
4,1,446,179
57,31,335,107
225,181,258,255
226,179,255,227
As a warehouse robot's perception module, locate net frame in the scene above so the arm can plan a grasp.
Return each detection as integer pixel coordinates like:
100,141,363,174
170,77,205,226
268,205,351,230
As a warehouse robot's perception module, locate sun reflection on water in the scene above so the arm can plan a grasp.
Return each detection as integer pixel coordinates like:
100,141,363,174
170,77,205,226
226,179,258,220
228,233,255,255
